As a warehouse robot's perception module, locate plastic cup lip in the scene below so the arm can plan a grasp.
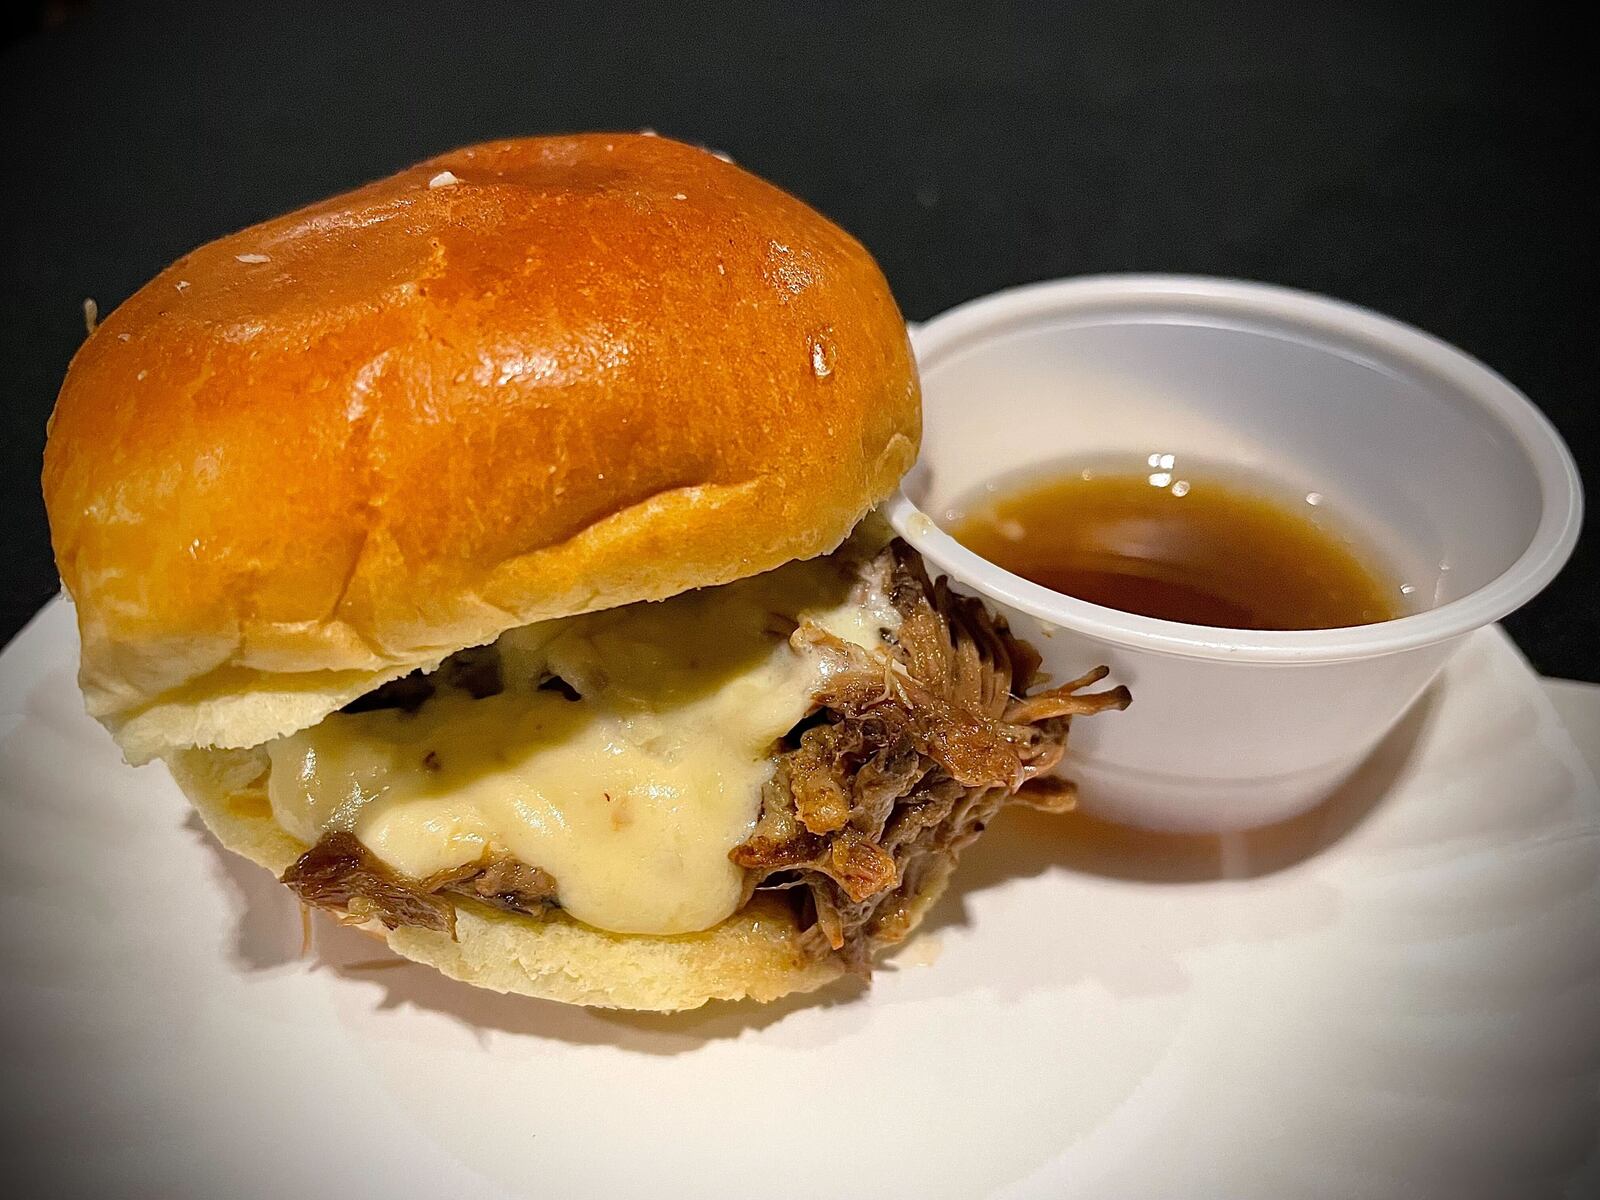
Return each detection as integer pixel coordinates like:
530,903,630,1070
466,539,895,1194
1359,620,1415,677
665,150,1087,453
889,274,1584,665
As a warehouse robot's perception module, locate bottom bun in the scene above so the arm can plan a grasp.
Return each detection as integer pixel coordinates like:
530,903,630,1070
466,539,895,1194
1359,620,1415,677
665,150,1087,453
165,746,930,1011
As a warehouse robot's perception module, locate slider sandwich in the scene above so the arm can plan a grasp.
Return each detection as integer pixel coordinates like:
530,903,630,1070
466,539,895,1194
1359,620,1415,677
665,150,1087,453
43,134,1128,1009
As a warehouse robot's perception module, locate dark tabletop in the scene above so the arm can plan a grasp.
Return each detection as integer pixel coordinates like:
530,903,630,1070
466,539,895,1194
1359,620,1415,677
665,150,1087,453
2,1,1593,678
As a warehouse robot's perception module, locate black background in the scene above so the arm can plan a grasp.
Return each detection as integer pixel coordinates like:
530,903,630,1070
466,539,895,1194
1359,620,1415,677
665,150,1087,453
2,1,1594,678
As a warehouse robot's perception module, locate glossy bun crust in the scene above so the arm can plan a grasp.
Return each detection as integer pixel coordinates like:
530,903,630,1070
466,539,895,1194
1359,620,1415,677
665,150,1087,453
44,135,919,763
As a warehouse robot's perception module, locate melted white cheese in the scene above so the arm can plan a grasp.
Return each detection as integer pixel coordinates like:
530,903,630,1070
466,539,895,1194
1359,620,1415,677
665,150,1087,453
266,554,896,935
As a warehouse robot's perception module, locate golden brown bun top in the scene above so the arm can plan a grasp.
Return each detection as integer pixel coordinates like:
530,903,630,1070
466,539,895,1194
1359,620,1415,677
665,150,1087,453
43,134,919,762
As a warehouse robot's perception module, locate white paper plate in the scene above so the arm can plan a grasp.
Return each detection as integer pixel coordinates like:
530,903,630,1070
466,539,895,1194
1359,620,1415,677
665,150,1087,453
2,597,1598,1199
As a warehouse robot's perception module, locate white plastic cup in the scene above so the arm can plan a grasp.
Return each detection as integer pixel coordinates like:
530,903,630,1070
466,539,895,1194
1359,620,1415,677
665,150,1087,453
887,275,1582,831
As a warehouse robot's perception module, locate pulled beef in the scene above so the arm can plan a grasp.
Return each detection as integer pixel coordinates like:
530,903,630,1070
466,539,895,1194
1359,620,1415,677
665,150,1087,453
732,542,1129,970
441,644,504,699
289,539,1126,962
282,831,558,936
339,644,505,717
340,671,435,715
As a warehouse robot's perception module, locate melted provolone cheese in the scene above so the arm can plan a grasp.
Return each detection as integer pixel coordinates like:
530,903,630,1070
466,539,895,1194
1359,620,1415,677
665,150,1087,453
266,554,896,935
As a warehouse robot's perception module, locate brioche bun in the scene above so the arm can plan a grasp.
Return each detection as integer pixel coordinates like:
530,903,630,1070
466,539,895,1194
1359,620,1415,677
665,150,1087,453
44,134,919,764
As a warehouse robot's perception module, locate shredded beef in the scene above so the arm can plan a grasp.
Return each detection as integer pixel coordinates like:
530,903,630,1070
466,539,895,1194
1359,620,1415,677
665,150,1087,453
282,831,559,936
731,542,1129,970
286,539,1126,964
442,644,504,699
339,644,505,717
340,671,435,715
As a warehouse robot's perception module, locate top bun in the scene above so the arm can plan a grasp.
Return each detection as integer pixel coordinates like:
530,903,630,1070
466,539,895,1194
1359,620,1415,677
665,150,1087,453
43,134,919,763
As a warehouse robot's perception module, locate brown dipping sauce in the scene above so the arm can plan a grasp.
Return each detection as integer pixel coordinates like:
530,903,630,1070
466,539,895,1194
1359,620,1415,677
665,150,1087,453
947,461,1406,631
